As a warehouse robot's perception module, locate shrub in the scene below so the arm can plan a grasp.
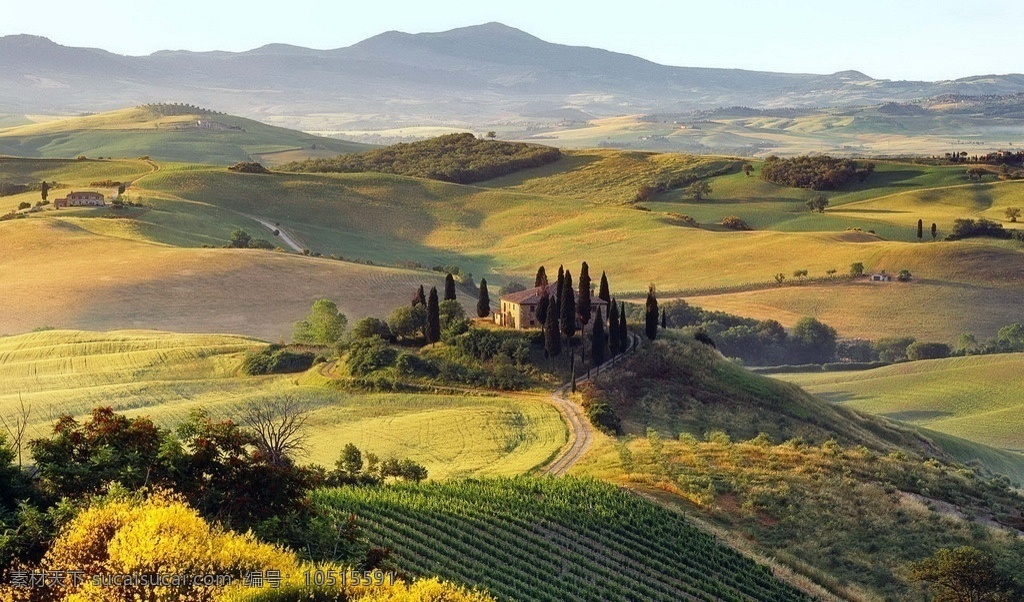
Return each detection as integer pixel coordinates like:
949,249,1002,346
346,336,397,376
228,162,271,174
760,155,865,190
351,317,393,341
906,342,951,361
721,216,752,230
241,345,316,375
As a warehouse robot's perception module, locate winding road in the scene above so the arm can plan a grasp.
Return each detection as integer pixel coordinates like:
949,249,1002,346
543,334,640,476
247,215,305,253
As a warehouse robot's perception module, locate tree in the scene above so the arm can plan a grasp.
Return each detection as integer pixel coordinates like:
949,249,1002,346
426,287,441,344
239,395,309,467
387,305,427,341
906,341,951,360
805,194,829,213
293,298,347,345
790,317,838,363
618,304,629,352
536,289,550,326
412,285,426,307
544,295,562,358
591,307,607,365
351,317,392,340
476,278,491,318
229,229,252,248
498,281,526,296
0,396,31,468
742,163,754,177
17,202,30,210
898,269,913,282
644,285,659,340
908,546,1015,602
40,181,49,201
608,299,621,355
687,180,712,201
485,131,497,140
337,443,363,477
918,218,924,240
850,262,865,277
598,271,611,304
661,308,667,329
774,273,786,284
560,271,577,342
1005,207,1021,222
535,266,548,288
577,262,592,331
931,222,938,240
439,299,468,335
444,273,457,301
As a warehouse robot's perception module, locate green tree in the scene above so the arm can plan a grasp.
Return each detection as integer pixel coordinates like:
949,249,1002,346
608,299,621,355
598,271,611,303
229,229,252,248
687,180,712,201
293,298,347,345
742,163,754,177
560,271,577,342
346,336,397,375
790,317,838,363
412,285,426,307
592,307,607,365
906,341,951,360
535,266,548,287
387,305,427,341
618,304,628,352
351,317,392,341
805,194,829,213
918,218,924,240
40,181,49,201
1004,207,1021,222
426,287,441,344
444,273,457,301
439,299,468,334
337,443,363,477
476,278,491,318
850,262,865,277
544,294,561,358
908,546,1015,602
577,262,592,331
898,269,913,282
536,289,550,326
644,285,659,340
485,131,497,140
931,222,938,240
17,202,30,210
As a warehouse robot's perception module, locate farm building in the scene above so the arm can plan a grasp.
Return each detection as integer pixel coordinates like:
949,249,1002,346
494,283,608,330
54,191,105,208
870,272,892,282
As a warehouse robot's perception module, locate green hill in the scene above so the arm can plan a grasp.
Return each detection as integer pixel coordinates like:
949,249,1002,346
779,353,1024,454
315,477,812,602
0,104,373,165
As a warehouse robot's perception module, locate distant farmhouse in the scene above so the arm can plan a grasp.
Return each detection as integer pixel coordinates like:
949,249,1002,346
495,282,608,330
869,272,892,282
54,191,105,209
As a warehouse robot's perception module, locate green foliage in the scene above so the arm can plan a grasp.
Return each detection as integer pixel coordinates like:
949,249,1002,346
228,161,271,174
761,155,866,190
906,341,951,361
805,194,829,212
898,268,913,282
850,262,865,277
580,386,621,435
294,298,348,345
907,546,1020,602
789,317,838,363
721,215,752,230
947,218,1010,240
241,345,317,375
498,280,527,296
313,478,810,602
686,179,712,201
346,336,397,376
476,278,491,318
387,304,427,341
350,317,393,341
644,285,659,341
229,228,252,248
281,133,563,184
426,287,441,344
873,336,917,363
444,272,457,301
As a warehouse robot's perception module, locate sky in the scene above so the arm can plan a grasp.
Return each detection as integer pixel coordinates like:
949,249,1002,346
3,0,1022,81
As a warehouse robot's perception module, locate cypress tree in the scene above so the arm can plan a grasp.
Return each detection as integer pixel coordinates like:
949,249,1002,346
661,308,667,329
544,294,561,358
608,299,621,355
560,271,577,342
476,279,491,318
592,307,607,365
598,271,611,304
426,287,441,344
577,262,592,330
554,265,565,321
931,223,937,240
645,285,659,340
444,273,457,301
536,289,550,326
412,285,426,307
535,266,548,288
40,181,49,201
917,219,923,240
619,303,628,352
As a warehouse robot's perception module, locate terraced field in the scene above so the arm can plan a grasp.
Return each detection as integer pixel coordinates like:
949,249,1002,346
0,330,566,479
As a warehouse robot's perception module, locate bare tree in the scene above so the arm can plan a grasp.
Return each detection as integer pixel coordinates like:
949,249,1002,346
0,395,32,468
240,395,311,466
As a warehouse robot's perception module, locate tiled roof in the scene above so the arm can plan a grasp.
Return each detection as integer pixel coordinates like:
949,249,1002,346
500,282,608,305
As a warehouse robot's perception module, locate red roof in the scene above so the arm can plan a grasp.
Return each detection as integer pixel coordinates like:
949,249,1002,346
500,282,608,305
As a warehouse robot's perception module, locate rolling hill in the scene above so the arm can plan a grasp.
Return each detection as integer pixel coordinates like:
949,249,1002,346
0,104,371,164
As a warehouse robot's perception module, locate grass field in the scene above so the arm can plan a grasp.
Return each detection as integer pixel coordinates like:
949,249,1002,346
0,106,372,165
0,330,566,479
778,353,1024,453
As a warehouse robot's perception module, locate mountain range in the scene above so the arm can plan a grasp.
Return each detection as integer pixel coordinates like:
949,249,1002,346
4,22,1024,129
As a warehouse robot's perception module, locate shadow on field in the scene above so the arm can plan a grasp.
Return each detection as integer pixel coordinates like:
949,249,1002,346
882,410,953,422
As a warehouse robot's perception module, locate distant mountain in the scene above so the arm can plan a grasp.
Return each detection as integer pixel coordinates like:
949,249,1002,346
3,23,1024,129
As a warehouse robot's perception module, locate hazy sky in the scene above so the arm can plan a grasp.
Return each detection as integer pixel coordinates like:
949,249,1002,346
3,0,1021,81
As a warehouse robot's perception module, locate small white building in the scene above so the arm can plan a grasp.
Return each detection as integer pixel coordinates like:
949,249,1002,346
870,272,892,282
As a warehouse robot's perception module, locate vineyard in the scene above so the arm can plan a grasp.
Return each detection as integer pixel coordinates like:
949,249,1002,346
315,477,811,602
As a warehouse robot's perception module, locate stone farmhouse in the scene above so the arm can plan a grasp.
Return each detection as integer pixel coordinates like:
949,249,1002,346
494,282,608,331
54,191,105,208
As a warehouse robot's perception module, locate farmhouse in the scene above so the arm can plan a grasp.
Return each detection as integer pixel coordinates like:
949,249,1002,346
869,272,892,282
54,191,105,208
494,283,608,330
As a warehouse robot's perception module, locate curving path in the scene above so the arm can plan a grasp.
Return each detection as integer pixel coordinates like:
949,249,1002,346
247,215,305,253
543,334,641,476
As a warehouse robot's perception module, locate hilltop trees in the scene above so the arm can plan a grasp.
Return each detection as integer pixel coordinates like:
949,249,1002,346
444,273,457,301
761,155,864,190
293,298,347,345
426,287,441,344
645,285,659,340
477,279,491,318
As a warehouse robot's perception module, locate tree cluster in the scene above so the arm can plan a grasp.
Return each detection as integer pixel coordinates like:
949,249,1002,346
761,155,873,190
227,161,271,174
281,133,563,184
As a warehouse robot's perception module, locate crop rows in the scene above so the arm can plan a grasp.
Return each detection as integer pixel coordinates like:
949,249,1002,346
314,477,811,602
